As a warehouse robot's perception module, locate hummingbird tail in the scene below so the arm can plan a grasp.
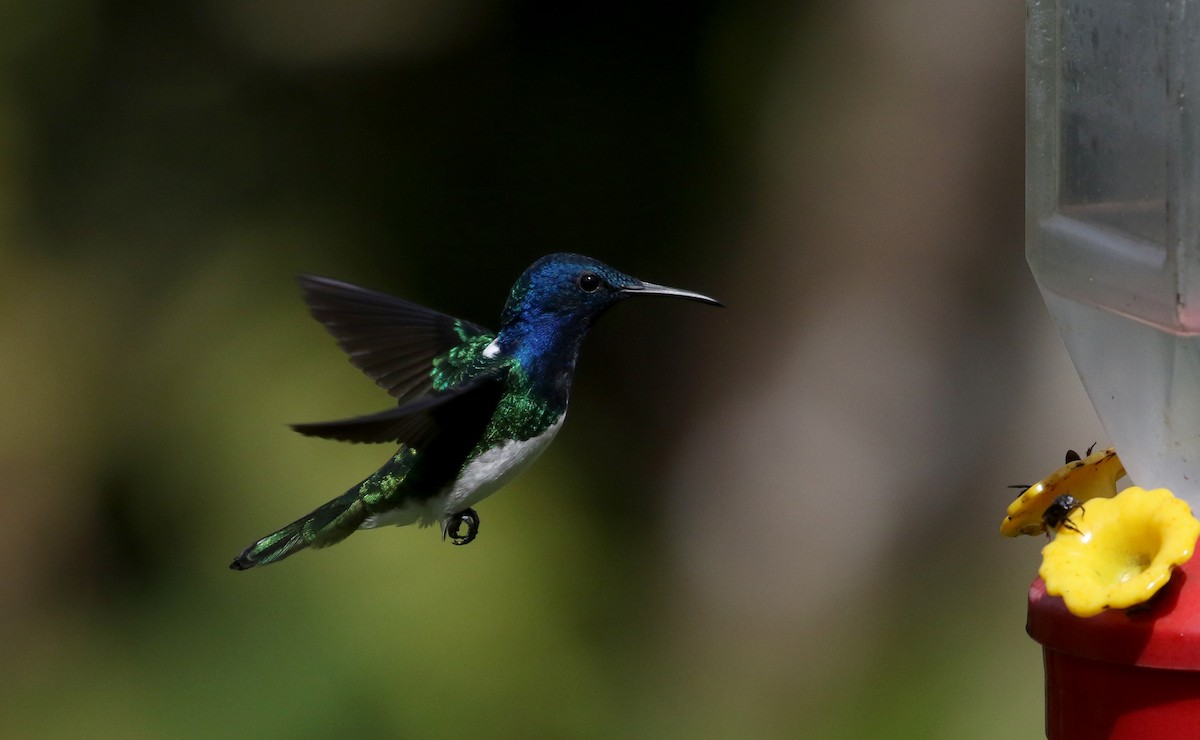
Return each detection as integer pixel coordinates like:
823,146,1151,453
230,490,365,570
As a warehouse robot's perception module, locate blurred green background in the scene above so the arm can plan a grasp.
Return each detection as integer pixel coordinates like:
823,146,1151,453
1,1,1104,738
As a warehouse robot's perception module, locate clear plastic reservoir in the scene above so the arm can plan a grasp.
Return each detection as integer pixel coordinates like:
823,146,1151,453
1027,0,1200,504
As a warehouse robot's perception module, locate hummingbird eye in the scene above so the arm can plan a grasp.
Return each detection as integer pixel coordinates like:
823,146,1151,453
577,271,602,293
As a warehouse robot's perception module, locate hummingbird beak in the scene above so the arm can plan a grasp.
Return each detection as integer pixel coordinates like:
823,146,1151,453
622,280,724,307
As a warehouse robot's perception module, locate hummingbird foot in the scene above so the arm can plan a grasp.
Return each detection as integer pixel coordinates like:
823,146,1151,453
446,508,480,546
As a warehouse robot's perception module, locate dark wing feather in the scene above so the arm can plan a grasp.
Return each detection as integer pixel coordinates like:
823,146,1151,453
291,370,507,446
297,274,493,405
290,406,440,446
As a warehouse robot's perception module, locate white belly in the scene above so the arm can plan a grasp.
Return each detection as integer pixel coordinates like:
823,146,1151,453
440,416,564,517
359,416,564,531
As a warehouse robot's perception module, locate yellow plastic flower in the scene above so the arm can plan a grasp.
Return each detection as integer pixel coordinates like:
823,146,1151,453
1039,486,1200,617
1000,447,1125,536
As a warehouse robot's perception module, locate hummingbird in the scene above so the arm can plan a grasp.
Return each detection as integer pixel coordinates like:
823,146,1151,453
230,253,721,569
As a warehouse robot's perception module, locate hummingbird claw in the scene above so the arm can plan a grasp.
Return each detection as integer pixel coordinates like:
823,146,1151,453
446,508,480,546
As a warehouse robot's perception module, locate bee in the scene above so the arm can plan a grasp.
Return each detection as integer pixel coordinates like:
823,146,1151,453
1063,443,1097,465
1042,494,1085,535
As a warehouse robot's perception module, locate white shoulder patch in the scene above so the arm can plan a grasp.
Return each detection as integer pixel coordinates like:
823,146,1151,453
482,339,501,359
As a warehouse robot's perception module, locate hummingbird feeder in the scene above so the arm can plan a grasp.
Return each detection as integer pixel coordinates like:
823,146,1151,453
1020,0,1200,736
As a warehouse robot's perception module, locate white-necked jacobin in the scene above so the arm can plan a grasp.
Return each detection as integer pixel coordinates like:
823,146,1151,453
230,253,721,569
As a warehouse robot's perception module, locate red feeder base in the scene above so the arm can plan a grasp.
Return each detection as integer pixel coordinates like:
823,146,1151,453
1029,559,1200,739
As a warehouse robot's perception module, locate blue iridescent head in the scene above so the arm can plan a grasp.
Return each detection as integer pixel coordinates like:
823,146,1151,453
496,253,721,372
500,253,720,331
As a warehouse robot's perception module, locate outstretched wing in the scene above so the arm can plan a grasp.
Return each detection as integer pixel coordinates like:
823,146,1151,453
297,274,493,406
291,370,507,445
